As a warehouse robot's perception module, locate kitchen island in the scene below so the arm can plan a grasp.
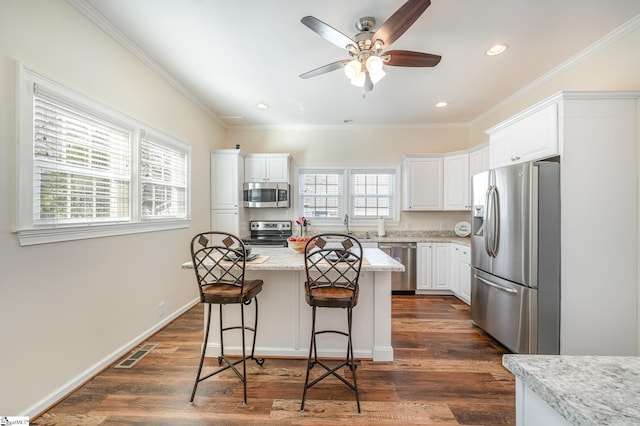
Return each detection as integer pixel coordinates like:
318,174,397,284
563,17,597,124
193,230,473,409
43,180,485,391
182,247,404,362
503,355,640,425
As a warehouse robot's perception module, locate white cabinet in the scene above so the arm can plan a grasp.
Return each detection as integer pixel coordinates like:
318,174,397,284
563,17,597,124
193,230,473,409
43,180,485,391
450,244,471,304
488,103,559,169
211,150,248,237
402,156,443,210
417,242,449,290
443,152,470,210
245,154,291,183
469,144,490,177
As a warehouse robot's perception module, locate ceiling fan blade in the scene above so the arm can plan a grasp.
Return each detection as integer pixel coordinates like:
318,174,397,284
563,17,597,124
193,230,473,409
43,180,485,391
372,0,430,48
301,16,356,50
385,50,441,67
299,60,349,79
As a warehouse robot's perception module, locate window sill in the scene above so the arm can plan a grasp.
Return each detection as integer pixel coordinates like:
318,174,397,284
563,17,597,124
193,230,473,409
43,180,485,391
16,219,190,246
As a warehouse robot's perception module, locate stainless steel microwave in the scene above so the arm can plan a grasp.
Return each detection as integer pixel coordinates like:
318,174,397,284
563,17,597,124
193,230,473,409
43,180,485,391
243,182,290,208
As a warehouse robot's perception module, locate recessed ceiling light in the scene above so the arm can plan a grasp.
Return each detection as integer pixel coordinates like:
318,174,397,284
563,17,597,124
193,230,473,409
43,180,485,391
435,102,448,108
486,44,508,56
256,102,269,110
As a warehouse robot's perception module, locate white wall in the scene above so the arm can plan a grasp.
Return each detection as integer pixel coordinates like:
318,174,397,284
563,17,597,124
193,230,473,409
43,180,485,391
0,0,224,416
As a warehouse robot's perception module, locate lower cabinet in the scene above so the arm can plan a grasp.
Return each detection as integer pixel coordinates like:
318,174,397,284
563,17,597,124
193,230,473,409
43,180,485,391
417,241,470,305
450,244,471,304
416,243,450,291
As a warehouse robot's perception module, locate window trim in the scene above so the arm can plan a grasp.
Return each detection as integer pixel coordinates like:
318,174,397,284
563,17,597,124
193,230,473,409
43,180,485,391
296,165,400,226
15,62,191,246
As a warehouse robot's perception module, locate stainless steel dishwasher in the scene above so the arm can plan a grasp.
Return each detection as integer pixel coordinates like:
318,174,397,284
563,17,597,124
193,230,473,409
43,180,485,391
378,242,417,294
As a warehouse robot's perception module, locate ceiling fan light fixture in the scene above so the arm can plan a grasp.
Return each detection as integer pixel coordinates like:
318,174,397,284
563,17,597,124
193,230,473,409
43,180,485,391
365,55,384,73
344,59,362,80
369,69,386,85
350,71,366,87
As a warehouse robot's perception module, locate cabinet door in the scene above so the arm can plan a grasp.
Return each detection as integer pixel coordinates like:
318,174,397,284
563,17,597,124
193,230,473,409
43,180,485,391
449,244,471,304
402,157,443,210
459,249,471,304
431,243,450,290
515,103,558,163
444,153,470,210
449,245,461,295
469,145,490,177
211,209,240,235
489,127,514,169
211,152,240,209
416,243,432,289
244,156,266,182
265,156,290,182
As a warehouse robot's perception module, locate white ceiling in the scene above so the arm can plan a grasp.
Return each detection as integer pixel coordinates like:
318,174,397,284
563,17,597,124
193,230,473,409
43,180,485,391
74,0,640,128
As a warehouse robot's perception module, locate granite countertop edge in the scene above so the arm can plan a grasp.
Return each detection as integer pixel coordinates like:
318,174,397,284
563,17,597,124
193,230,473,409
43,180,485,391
503,354,640,426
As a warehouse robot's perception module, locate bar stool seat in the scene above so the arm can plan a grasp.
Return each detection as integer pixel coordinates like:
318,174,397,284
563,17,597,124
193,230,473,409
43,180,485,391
189,231,264,405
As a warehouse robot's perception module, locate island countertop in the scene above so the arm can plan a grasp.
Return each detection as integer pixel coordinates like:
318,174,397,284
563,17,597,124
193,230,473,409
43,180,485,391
182,247,405,272
503,355,640,425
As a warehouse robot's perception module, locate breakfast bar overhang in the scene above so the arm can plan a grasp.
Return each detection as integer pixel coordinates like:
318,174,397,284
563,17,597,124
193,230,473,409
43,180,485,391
183,247,404,362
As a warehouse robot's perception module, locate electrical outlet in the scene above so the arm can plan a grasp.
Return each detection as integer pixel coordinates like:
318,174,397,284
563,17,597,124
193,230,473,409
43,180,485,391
406,221,413,230
440,221,447,230
158,302,165,317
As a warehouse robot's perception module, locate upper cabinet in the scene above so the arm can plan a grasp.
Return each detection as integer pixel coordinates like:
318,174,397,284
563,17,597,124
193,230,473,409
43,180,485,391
488,103,559,168
443,152,470,211
469,144,490,177
245,154,291,183
402,156,443,210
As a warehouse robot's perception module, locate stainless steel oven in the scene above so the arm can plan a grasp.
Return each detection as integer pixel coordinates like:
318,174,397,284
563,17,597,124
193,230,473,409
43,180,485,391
243,182,290,208
242,220,292,247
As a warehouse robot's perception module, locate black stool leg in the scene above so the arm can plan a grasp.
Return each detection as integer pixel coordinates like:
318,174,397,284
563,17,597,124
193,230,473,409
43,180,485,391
347,306,361,413
190,303,212,402
240,300,248,405
300,305,317,411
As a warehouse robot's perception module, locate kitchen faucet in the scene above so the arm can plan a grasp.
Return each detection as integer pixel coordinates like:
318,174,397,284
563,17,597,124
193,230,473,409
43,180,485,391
343,214,350,234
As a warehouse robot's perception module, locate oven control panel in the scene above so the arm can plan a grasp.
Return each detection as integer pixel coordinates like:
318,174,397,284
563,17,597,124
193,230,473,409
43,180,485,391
250,220,292,231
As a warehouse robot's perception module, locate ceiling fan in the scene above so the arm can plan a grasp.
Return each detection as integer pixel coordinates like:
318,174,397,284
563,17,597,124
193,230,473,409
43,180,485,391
299,0,441,93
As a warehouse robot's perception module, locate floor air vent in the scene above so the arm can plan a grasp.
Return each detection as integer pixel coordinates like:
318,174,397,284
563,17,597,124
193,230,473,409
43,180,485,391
114,343,157,369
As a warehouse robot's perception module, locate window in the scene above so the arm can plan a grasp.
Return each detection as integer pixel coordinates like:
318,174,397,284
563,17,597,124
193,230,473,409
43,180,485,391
17,64,190,245
350,169,396,218
297,166,398,224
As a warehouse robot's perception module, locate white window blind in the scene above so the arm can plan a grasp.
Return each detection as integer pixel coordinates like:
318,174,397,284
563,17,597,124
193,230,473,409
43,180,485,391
140,135,187,219
350,169,396,219
33,90,131,225
298,169,344,219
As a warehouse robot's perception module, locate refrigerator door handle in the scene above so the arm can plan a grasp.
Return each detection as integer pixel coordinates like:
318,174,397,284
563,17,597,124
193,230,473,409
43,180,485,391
484,187,494,257
490,186,500,257
475,275,518,294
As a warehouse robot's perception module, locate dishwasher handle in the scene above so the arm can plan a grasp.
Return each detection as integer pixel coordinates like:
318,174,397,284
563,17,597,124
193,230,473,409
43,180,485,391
378,242,417,249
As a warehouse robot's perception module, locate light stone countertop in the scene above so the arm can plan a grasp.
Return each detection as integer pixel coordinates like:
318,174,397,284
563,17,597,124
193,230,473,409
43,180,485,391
503,355,640,425
182,247,405,272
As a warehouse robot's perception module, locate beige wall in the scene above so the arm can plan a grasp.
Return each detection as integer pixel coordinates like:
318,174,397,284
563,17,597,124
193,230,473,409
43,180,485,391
0,0,224,415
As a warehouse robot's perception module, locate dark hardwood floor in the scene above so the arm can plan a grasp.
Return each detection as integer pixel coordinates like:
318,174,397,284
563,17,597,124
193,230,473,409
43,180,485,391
34,295,515,425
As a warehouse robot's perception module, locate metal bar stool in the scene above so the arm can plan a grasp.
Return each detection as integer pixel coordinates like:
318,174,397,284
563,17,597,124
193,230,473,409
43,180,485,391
189,231,265,405
300,233,363,413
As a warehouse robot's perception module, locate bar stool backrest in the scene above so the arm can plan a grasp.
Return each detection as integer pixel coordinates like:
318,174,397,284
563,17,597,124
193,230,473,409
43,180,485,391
304,234,363,304
190,231,248,302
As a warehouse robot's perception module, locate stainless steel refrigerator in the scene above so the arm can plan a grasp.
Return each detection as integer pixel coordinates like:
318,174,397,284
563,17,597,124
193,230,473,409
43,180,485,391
470,161,560,354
